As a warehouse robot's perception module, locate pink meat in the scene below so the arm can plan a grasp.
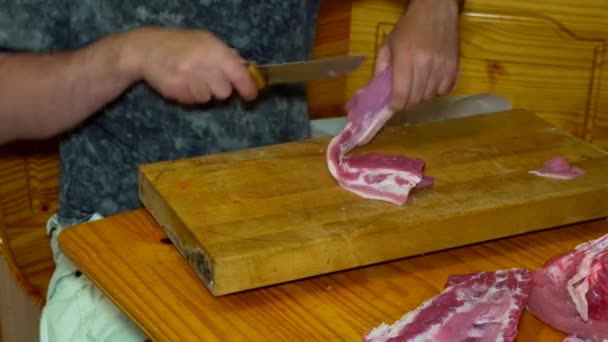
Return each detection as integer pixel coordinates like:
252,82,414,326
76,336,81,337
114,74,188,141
361,268,532,342
326,66,433,205
527,234,608,341
528,156,585,180
562,335,605,342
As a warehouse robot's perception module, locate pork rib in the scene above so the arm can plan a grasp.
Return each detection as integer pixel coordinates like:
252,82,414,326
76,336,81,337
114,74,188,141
361,268,532,342
326,66,433,205
527,234,608,341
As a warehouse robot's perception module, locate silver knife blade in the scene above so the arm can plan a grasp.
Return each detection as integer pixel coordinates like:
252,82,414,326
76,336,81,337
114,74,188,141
255,55,366,85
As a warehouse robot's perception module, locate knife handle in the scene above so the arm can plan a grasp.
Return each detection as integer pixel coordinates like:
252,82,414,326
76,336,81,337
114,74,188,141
245,62,267,90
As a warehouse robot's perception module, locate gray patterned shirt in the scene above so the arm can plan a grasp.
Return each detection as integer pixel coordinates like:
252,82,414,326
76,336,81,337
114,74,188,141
1,0,322,223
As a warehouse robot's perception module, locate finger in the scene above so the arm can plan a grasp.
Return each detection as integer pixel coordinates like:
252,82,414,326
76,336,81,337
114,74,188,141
222,57,258,101
207,69,233,100
438,68,459,95
159,78,195,105
422,65,441,101
406,61,428,109
390,59,413,112
374,42,391,75
438,76,455,95
188,79,211,103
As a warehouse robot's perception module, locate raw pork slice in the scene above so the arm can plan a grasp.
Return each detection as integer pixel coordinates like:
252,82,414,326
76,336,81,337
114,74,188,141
563,335,608,342
527,234,608,341
361,268,532,342
528,156,585,180
326,66,433,205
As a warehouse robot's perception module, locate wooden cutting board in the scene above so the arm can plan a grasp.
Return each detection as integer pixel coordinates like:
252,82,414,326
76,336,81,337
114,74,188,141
138,109,608,296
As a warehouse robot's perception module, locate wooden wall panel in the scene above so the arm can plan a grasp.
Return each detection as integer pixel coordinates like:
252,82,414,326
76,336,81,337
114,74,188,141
307,0,353,119
468,0,608,40
590,47,608,147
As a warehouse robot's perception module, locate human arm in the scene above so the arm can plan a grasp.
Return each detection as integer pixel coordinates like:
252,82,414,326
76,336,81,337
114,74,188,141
0,27,257,145
375,0,462,111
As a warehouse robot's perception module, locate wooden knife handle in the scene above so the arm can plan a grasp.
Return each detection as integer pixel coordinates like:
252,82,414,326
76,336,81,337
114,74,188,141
246,62,267,90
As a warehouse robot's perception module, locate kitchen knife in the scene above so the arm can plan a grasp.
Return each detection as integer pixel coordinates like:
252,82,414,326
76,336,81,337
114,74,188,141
246,55,366,89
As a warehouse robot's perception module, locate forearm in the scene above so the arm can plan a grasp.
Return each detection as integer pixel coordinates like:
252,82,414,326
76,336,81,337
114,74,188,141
407,0,463,15
0,32,138,144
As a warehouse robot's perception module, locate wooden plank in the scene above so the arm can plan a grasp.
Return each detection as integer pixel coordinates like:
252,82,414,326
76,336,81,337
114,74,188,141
57,209,608,341
138,109,608,296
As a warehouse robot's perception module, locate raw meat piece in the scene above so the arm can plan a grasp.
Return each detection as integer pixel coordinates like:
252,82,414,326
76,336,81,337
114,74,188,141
527,234,608,341
563,336,607,342
528,156,585,180
326,66,433,205
361,268,532,342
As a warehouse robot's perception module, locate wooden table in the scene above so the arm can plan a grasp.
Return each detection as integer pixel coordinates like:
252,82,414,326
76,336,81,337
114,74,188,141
58,209,607,341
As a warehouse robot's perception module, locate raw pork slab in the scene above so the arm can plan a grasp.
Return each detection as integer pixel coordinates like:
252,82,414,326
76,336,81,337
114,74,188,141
527,234,608,341
326,66,432,205
361,268,532,342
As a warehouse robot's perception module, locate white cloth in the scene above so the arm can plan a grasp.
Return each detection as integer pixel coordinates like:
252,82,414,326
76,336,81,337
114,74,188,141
39,213,147,342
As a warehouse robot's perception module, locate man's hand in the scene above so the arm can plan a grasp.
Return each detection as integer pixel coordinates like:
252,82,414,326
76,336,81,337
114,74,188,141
375,0,461,112
123,27,258,105
0,27,259,144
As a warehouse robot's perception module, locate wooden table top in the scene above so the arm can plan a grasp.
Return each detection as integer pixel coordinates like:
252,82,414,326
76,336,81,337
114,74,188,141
58,209,608,341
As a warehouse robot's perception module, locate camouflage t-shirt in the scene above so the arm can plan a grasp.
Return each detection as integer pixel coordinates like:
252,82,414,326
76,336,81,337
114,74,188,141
0,0,322,222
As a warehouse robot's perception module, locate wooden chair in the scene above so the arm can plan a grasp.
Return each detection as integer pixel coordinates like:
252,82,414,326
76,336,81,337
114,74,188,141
1,0,607,341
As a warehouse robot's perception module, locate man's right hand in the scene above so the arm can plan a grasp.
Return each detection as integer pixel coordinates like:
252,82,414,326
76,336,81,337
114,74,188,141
0,27,259,144
121,27,258,105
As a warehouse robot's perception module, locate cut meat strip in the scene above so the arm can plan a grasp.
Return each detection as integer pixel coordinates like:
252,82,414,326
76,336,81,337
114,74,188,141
563,335,608,342
326,66,433,205
361,268,532,342
528,156,585,180
526,234,608,341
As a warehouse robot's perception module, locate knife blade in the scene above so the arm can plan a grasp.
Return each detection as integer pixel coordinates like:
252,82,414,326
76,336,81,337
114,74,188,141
246,55,366,89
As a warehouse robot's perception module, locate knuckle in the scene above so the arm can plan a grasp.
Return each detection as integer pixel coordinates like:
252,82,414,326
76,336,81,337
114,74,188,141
226,61,248,80
440,57,459,74
213,89,230,100
416,52,435,69
201,89,213,103
215,87,232,100
197,91,211,103
446,61,459,75
392,82,409,97
175,60,195,77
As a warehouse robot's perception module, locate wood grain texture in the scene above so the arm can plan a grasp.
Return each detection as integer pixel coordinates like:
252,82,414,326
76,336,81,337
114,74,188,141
347,3,608,149
0,140,58,307
138,109,608,296
57,208,608,341
468,0,608,40
307,0,352,119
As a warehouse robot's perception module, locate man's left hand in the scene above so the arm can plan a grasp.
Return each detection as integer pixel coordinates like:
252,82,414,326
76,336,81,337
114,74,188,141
375,0,461,112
